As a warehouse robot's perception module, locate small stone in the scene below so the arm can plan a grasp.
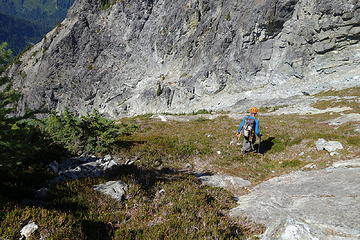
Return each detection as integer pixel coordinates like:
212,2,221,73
159,189,165,194
217,151,221,155
103,154,112,161
299,152,305,156
34,187,48,199
330,152,340,156
124,159,135,165
303,163,316,169
158,115,167,122
20,221,38,239
48,161,59,173
185,163,192,168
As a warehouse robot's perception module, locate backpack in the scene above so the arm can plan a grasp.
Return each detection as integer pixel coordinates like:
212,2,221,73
242,117,256,139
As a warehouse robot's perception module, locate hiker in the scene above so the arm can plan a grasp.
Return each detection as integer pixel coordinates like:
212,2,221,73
236,107,262,154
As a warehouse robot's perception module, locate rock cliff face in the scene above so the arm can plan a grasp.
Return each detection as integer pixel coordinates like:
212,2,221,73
6,0,360,117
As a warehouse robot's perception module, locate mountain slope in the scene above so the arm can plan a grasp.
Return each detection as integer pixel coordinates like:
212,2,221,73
6,0,360,117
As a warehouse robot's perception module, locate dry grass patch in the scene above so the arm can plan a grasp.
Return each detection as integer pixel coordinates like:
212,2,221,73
312,99,360,112
315,86,360,97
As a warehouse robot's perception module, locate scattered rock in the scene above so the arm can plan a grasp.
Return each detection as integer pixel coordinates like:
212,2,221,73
185,163,192,169
93,181,128,202
158,115,167,122
50,155,119,183
159,189,165,194
216,151,221,155
230,159,360,239
20,221,38,240
330,151,340,156
315,138,343,153
298,152,305,156
103,154,112,161
152,115,167,122
354,125,360,133
124,159,135,165
197,173,251,189
48,161,59,174
302,163,316,170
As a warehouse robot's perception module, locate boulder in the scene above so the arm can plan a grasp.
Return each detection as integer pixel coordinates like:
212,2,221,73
315,138,343,152
230,159,360,239
93,181,128,202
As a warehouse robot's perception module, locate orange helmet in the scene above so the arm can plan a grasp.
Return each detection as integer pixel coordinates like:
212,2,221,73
249,107,258,114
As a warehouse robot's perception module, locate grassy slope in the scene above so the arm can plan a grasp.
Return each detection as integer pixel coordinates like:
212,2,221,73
1,87,359,239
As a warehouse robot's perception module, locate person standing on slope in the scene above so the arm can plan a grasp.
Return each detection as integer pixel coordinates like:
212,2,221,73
236,107,262,154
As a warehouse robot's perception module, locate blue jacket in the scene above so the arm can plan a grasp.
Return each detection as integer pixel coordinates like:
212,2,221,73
238,116,261,137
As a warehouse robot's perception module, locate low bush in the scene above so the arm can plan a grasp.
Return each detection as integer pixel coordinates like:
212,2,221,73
42,110,137,155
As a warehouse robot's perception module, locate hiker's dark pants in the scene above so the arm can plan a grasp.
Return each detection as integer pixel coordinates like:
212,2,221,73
242,136,256,153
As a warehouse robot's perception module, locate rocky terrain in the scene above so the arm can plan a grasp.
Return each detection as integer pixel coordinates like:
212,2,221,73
5,0,360,118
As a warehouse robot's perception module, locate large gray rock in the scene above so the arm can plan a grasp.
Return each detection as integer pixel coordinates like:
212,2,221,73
229,159,360,240
93,180,128,201
315,138,344,152
5,0,360,118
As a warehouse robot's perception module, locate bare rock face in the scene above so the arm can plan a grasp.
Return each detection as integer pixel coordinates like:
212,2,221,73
229,159,360,240
6,0,360,117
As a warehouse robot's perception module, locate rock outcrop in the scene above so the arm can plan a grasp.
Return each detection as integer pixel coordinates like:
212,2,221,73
49,155,119,183
230,159,360,239
6,0,360,117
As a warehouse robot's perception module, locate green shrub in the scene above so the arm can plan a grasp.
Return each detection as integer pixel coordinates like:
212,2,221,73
42,110,137,154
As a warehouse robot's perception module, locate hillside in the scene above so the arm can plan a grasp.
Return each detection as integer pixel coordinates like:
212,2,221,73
5,0,360,117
